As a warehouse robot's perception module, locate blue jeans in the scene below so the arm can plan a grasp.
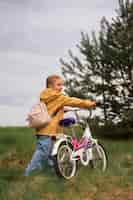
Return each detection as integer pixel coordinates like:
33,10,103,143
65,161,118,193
24,135,54,176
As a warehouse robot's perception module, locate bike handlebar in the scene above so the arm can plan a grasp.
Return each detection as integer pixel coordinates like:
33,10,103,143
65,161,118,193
64,107,80,112
64,107,93,120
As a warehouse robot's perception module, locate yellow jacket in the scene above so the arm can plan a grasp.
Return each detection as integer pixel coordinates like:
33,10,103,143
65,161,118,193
36,88,94,136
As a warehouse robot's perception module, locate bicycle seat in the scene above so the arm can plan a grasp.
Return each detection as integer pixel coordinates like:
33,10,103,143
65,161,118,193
59,117,76,127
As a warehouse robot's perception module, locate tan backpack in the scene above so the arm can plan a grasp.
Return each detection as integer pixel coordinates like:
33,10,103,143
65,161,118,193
26,102,51,128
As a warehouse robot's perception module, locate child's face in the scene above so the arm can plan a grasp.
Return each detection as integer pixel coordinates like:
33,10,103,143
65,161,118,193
52,78,64,92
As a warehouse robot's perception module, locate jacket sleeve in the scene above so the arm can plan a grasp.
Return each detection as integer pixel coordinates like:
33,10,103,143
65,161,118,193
60,95,95,109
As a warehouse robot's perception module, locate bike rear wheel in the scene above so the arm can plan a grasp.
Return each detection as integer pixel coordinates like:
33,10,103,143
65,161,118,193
54,143,77,179
90,143,108,172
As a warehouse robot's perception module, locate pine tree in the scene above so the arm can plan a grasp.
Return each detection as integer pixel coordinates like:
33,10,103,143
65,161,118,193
61,0,133,124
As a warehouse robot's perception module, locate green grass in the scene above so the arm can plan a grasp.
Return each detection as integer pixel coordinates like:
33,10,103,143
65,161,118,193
0,127,133,200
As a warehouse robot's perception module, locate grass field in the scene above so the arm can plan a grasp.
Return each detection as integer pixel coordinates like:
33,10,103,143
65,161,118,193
0,127,133,200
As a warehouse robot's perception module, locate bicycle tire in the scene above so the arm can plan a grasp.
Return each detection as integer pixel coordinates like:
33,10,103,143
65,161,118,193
53,142,78,179
89,142,108,172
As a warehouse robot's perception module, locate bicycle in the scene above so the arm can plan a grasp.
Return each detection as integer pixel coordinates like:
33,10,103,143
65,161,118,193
51,108,108,180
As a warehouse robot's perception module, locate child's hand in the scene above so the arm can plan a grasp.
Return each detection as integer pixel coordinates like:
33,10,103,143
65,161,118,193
90,101,96,108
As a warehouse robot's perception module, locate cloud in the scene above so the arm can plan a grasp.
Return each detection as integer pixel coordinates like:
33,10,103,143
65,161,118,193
0,105,28,126
0,51,61,106
0,0,118,125
0,0,118,52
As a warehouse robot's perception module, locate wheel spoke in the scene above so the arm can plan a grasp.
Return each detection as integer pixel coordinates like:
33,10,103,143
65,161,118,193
56,144,77,179
90,143,107,172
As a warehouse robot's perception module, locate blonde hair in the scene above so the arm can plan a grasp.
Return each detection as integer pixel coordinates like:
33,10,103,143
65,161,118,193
46,75,62,88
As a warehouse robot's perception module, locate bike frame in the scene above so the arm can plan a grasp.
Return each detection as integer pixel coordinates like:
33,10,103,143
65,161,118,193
70,116,99,165
51,134,71,156
51,108,99,166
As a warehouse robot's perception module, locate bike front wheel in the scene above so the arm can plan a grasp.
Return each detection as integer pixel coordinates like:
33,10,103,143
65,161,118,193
90,143,108,172
54,143,77,179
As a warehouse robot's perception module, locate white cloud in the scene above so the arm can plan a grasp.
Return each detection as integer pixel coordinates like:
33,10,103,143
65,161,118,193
0,105,28,126
1,51,61,105
0,0,118,125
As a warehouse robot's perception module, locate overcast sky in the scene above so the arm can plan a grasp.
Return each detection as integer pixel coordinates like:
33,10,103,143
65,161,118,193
0,0,118,126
